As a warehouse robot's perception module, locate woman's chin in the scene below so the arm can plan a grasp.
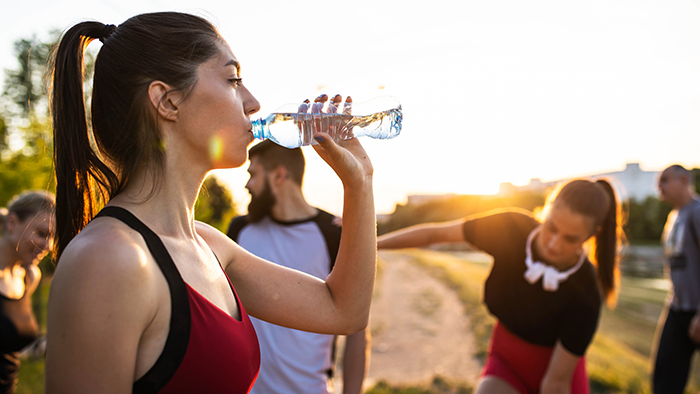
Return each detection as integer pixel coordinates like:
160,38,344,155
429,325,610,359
212,157,246,170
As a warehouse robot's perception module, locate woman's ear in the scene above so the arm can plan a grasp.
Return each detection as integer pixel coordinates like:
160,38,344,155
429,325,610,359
148,81,180,121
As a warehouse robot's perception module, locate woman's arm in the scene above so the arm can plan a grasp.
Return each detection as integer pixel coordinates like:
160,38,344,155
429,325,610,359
540,342,580,394
45,223,160,393
205,134,376,335
377,219,465,250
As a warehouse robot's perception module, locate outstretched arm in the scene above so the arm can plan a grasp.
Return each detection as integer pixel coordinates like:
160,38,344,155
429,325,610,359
377,219,465,250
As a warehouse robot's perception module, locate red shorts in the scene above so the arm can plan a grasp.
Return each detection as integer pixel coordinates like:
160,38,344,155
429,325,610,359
480,322,589,394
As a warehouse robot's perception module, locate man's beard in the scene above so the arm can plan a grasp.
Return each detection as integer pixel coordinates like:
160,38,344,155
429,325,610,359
247,179,277,223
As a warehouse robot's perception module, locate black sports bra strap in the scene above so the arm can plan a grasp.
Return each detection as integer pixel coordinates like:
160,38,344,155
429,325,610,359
95,206,191,393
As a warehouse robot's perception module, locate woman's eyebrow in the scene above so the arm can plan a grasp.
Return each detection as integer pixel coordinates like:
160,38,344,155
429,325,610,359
224,59,240,73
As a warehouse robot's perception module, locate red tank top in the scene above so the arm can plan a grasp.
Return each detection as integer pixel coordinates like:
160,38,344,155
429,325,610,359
96,207,260,393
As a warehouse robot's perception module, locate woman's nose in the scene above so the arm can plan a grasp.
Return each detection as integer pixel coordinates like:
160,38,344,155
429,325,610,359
244,87,261,116
547,235,561,251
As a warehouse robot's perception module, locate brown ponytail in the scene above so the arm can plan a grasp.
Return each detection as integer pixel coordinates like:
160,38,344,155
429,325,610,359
592,179,623,307
551,179,624,307
50,13,223,258
51,22,117,259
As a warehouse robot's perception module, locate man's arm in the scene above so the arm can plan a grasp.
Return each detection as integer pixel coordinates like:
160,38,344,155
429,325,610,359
342,327,371,394
689,206,700,343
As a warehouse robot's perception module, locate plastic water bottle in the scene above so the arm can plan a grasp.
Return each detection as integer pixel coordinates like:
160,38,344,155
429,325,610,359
251,96,402,148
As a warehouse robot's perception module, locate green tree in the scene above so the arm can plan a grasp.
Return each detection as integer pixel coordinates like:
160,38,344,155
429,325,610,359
624,197,672,244
2,34,56,118
195,175,237,232
0,31,97,209
0,33,58,208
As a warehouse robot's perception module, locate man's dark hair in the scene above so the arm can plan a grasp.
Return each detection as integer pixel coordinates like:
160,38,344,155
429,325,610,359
248,140,305,186
666,164,694,186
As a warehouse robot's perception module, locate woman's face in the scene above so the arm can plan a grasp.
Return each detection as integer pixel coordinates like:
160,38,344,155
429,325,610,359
177,42,261,169
6,210,54,266
535,203,595,268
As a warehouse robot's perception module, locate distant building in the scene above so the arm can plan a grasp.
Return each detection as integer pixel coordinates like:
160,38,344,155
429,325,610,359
498,178,556,196
498,162,660,201
406,194,457,206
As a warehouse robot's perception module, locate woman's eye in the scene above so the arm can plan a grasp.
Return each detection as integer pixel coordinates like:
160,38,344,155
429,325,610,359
229,78,242,87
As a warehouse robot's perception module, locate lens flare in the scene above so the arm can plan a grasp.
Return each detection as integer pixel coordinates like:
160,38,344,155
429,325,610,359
209,135,223,162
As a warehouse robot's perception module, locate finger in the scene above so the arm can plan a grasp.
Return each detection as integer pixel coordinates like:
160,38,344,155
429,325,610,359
297,99,310,140
311,131,344,163
311,96,324,114
343,96,352,115
298,99,310,113
328,94,342,114
310,96,325,135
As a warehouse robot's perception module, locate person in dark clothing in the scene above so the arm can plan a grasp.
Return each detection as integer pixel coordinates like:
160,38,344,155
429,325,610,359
652,164,700,394
46,12,376,393
377,179,624,394
0,191,55,393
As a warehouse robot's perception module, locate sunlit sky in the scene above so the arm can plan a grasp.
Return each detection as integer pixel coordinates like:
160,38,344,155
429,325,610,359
2,0,699,215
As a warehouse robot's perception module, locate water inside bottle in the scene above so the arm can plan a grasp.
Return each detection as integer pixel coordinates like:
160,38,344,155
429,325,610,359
265,107,402,148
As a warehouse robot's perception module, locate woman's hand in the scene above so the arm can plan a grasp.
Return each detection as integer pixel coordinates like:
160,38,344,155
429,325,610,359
312,133,373,187
301,94,373,187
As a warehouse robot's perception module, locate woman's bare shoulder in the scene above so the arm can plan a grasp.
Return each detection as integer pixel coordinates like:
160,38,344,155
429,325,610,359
51,216,160,304
45,216,165,392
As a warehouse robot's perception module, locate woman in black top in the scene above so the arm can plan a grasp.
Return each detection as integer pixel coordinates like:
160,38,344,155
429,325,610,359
0,191,55,393
377,179,623,394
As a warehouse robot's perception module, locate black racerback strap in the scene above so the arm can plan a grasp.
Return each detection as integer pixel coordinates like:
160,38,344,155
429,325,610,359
95,206,191,394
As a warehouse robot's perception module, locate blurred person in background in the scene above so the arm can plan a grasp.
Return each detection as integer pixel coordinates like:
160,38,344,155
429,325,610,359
228,139,370,394
652,164,700,394
377,179,623,394
0,191,55,393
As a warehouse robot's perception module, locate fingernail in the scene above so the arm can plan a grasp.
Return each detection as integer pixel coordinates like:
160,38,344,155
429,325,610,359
314,136,324,142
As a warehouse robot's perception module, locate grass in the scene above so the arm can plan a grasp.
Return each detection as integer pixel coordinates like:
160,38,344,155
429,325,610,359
16,279,50,394
367,376,473,394
368,249,700,394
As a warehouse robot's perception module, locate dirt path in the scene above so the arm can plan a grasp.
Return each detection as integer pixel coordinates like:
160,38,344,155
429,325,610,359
364,250,482,387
